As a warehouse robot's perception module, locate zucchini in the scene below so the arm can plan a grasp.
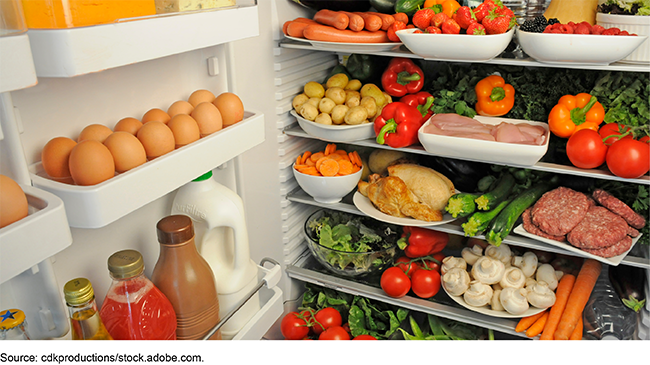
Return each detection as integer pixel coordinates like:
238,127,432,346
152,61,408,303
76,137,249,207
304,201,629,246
486,181,556,246
395,0,424,15
462,199,511,237
445,193,479,218
475,172,516,211
369,0,397,13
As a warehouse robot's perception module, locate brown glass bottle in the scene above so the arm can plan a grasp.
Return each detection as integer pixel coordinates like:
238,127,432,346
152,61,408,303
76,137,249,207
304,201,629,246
151,215,221,340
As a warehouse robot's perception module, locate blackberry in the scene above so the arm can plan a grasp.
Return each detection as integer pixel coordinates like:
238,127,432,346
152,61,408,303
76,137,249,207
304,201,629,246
547,18,560,25
520,15,548,33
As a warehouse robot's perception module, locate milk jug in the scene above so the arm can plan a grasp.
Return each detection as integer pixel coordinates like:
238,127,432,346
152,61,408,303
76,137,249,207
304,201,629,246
171,171,259,339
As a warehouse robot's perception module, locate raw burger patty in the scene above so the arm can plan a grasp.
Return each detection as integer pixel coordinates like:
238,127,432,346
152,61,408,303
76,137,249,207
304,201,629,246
592,189,647,229
567,206,629,249
531,187,591,236
522,208,565,242
582,236,633,258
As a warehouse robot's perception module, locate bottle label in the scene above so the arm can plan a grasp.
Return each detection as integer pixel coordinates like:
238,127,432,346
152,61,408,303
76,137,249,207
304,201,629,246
173,203,207,221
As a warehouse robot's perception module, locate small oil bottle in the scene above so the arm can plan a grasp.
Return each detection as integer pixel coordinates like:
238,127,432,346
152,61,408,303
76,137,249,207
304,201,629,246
0,309,30,340
63,278,113,340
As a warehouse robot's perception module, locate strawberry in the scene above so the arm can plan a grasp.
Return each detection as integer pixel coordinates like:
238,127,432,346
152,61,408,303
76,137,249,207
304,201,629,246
453,6,477,29
481,9,510,35
473,0,498,23
431,12,449,28
387,21,407,42
466,22,486,35
441,18,461,34
413,29,424,33
413,8,436,30
425,26,442,34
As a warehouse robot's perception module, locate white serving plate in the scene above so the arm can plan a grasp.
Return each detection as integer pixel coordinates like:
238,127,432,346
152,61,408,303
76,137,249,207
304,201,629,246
291,110,375,143
516,28,648,65
418,115,550,166
513,225,641,266
442,285,546,319
597,13,650,64
284,35,402,52
353,191,457,227
395,28,514,61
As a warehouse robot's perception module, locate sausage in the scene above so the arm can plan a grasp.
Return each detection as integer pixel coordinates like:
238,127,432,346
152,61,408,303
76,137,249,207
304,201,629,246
303,24,390,43
339,11,365,31
366,11,395,31
285,18,319,38
353,12,383,32
313,9,349,30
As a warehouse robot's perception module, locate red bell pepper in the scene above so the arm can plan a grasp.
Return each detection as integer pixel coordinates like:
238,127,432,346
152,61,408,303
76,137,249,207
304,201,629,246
381,58,425,98
400,91,435,120
397,227,449,259
373,101,425,148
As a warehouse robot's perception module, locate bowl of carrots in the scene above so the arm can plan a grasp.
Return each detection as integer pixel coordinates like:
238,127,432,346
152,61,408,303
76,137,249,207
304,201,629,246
293,144,363,204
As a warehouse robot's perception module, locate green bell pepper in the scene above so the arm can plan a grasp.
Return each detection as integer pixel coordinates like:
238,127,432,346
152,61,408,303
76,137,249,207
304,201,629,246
345,54,388,84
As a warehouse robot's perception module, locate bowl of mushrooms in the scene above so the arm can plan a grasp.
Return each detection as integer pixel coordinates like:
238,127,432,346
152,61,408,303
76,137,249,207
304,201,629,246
440,243,560,318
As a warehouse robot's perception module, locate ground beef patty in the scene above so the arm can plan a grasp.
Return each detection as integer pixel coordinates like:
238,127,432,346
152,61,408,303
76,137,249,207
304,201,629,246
522,208,566,242
567,206,629,249
592,189,646,229
582,236,633,258
531,187,591,236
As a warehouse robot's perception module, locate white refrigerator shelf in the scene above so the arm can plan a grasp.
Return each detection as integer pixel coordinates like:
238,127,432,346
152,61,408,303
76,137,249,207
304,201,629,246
0,184,72,284
0,33,38,93
29,111,265,229
27,5,259,77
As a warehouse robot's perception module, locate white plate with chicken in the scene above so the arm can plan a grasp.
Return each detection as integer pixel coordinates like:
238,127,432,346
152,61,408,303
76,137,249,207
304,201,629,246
353,192,457,227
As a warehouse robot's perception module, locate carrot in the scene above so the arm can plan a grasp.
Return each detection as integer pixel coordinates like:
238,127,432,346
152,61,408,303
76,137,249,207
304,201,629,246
298,166,319,176
295,155,301,166
294,164,307,171
334,149,348,156
353,12,382,32
569,317,583,340
313,9,349,30
526,311,549,338
319,159,340,177
338,160,354,175
305,158,316,167
540,273,576,340
349,151,362,167
315,156,330,171
324,143,337,156
515,310,546,333
340,11,365,31
393,12,409,24
366,12,394,31
301,150,312,164
302,24,390,43
310,152,324,162
554,259,602,340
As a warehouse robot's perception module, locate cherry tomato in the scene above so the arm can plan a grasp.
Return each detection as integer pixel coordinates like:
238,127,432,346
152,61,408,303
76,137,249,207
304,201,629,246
421,253,445,272
312,307,342,335
380,266,411,298
318,326,350,340
599,123,631,145
566,129,608,169
352,334,378,340
395,256,421,277
606,138,650,178
280,311,310,340
410,269,441,299
640,135,649,144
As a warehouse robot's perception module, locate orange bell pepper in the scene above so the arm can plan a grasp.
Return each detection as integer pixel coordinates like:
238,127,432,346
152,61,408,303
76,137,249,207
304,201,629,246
474,75,515,117
424,0,460,17
548,93,604,138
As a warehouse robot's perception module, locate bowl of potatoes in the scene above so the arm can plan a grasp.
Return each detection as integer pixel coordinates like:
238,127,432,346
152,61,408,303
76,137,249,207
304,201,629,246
291,73,390,143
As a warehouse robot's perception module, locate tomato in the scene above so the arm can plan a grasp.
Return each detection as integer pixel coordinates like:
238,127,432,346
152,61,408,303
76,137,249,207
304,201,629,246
318,326,350,340
395,256,421,277
410,269,441,299
640,135,650,144
566,129,608,169
352,334,378,340
380,267,411,298
421,253,445,272
280,311,310,340
312,307,342,335
599,123,631,145
606,138,650,178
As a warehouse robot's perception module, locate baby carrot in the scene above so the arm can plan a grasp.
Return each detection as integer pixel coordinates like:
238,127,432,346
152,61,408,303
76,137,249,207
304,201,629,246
526,311,549,338
515,310,546,333
554,259,602,340
540,274,576,340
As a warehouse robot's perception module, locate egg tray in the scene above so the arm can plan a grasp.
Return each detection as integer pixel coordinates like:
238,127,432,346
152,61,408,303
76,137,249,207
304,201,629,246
28,111,264,229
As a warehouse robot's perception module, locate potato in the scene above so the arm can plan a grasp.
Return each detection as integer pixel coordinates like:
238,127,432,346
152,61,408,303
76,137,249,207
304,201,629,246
299,103,319,121
331,105,349,125
360,83,386,107
345,90,361,102
326,73,349,89
368,149,408,175
344,106,368,125
292,93,309,110
314,113,333,125
325,87,346,105
318,97,336,114
304,81,325,98
344,79,362,91
346,95,360,108
306,97,321,108
360,96,378,118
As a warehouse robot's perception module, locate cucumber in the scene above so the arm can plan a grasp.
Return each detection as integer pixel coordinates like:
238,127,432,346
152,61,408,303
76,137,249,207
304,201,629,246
462,199,511,237
475,172,516,211
395,0,424,15
486,181,556,247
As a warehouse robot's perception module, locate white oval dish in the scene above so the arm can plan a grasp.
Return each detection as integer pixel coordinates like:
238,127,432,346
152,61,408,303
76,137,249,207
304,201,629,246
442,284,547,319
284,35,402,52
353,191,457,227
291,110,375,143
596,13,650,63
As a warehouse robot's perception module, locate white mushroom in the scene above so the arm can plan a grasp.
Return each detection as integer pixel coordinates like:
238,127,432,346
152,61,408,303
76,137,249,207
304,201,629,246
491,289,505,311
461,245,483,266
471,256,505,285
512,251,538,277
442,267,471,296
441,256,467,275
536,264,559,291
492,283,503,291
555,270,564,281
463,280,494,307
525,277,537,291
499,266,526,289
499,287,530,315
485,244,512,267
526,281,557,309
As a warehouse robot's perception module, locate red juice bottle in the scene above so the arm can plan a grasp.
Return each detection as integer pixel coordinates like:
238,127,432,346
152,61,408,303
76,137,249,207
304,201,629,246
99,249,177,340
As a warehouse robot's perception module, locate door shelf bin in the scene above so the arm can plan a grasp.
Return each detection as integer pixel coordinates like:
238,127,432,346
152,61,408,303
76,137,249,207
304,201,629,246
0,33,37,93
29,111,265,229
0,184,72,284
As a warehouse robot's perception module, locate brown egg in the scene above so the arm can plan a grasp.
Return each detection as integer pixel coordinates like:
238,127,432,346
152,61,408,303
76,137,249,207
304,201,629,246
190,102,223,137
0,174,29,228
167,100,194,118
188,89,215,107
41,137,77,178
136,121,175,159
104,131,147,173
77,124,113,143
114,117,143,135
68,140,115,186
167,114,200,148
142,108,171,124
213,92,244,127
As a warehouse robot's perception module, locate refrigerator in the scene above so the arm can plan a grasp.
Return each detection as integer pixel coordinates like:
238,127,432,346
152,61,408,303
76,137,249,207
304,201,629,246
0,0,648,345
